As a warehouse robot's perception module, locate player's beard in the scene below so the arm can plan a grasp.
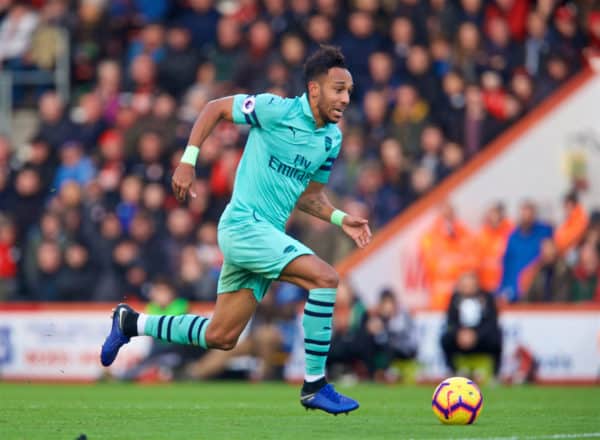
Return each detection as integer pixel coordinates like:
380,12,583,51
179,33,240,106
319,102,339,124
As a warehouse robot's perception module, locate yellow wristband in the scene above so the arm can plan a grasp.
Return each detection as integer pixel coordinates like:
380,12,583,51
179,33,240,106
330,209,347,227
181,145,200,165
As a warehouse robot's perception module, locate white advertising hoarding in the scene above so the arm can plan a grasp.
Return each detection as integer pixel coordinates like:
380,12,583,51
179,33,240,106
0,311,151,380
1,308,598,383
416,309,600,382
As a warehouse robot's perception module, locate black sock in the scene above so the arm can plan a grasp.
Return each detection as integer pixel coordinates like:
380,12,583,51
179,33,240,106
301,377,327,395
122,311,139,337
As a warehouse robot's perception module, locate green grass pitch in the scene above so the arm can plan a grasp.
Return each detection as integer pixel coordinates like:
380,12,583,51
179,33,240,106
1,382,599,440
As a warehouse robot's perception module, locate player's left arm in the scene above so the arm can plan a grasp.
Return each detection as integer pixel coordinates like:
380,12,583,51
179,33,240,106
296,181,372,248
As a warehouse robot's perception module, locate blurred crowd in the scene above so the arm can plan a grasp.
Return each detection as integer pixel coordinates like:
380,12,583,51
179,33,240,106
420,193,600,308
0,0,599,305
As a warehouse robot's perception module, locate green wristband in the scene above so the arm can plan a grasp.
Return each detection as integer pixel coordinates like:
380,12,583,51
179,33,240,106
181,145,200,166
330,209,347,227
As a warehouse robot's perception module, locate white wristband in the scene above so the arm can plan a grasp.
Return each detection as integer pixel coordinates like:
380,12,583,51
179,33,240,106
181,145,200,165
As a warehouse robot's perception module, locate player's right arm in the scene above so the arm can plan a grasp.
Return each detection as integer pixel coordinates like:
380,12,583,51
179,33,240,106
172,93,286,202
171,97,234,202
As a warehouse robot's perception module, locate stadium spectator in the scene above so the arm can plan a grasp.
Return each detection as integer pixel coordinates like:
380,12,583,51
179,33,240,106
550,5,586,71
56,242,96,301
510,68,535,113
94,60,122,125
0,1,41,105
29,239,65,301
338,11,384,98
439,141,465,179
120,276,202,381
406,44,440,107
75,93,107,151
90,212,124,301
10,166,46,243
279,33,307,95
445,84,502,157
27,0,68,72
524,238,572,302
476,202,513,293
177,244,218,302
52,140,96,192
175,0,221,53
554,192,589,257
379,137,411,209
441,272,503,376
328,130,364,197
129,210,166,277
233,20,275,91
570,242,600,302
71,0,109,86
327,280,370,379
24,136,55,190
420,202,477,309
531,51,572,106
365,51,397,99
35,91,78,150
158,25,200,100
522,11,551,77
483,0,529,43
366,288,418,381
125,22,166,68
0,3,38,68
452,22,484,83
389,84,430,157
426,0,460,39
406,165,435,205
416,124,445,181
361,89,390,153
0,214,18,300
207,17,243,84
499,200,553,302
482,16,520,80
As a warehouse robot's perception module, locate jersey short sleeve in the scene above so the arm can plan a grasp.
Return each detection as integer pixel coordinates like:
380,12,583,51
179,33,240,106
232,93,288,129
312,132,342,184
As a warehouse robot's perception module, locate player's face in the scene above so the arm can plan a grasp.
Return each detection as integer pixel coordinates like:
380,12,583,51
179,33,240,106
315,67,353,124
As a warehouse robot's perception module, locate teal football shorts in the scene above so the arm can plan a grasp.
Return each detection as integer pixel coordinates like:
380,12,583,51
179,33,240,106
217,216,314,302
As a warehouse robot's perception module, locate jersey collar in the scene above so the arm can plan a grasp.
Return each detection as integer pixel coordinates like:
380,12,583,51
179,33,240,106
300,93,316,122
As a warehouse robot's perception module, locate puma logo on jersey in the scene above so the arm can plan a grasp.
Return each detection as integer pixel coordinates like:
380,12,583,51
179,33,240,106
283,245,297,254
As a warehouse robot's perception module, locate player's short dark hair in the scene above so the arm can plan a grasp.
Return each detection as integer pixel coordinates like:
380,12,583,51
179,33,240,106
304,45,347,88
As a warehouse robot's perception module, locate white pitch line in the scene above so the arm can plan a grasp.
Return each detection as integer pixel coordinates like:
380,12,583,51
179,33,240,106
443,433,600,440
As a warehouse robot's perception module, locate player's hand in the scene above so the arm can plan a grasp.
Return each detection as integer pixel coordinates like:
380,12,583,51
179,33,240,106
171,162,197,202
341,215,372,248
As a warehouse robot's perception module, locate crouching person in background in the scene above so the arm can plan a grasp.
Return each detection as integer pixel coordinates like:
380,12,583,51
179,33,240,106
367,289,418,382
328,285,418,382
440,272,502,378
120,276,204,381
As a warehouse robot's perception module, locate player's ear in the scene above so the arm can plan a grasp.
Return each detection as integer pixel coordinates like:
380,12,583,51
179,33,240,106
308,80,320,99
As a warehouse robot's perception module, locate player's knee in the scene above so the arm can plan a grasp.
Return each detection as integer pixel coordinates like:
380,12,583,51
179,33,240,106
314,266,339,288
205,327,239,351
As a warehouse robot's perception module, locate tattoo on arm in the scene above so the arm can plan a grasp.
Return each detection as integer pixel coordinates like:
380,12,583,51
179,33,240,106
297,191,333,222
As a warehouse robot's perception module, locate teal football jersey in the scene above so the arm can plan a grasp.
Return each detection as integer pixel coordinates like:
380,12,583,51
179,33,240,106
219,93,342,230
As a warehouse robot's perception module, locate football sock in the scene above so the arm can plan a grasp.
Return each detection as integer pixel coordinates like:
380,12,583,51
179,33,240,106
122,309,139,337
142,314,211,349
301,377,328,395
303,287,336,382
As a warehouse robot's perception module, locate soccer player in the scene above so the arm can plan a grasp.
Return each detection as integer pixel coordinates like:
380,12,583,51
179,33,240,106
100,46,372,415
